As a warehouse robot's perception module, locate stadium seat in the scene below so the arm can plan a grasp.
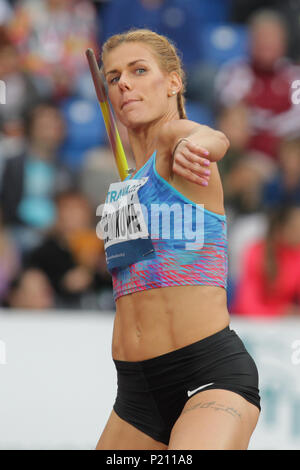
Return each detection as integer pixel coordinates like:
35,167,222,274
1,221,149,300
102,0,202,70
198,23,249,66
99,0,162,41
59,97,107,170
160,1,202,68
183,0,232,23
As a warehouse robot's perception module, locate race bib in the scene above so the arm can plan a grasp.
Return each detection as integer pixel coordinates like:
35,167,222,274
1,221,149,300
97,177,155,271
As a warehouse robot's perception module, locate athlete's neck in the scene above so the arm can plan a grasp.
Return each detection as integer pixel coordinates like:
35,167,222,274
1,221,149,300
128,112,179,172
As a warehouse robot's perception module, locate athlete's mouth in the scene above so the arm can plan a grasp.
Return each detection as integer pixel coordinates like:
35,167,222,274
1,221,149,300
121,99,140,109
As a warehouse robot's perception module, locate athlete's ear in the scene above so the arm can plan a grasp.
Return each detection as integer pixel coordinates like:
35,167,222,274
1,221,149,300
167,71,182,97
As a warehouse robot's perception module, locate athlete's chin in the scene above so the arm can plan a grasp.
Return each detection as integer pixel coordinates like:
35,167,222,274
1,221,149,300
121,115,154,130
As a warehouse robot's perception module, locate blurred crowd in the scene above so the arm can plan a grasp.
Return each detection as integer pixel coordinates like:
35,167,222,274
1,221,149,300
1,0,300,318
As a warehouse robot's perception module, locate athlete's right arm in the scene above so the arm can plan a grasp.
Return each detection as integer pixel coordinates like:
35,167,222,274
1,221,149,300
156,119,229,184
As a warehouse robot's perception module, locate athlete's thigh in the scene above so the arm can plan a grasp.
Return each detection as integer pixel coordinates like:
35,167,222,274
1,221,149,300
95,409,168,450
168,389,260,450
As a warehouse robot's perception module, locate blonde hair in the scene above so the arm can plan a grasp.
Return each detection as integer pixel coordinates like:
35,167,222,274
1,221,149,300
101,28,187,119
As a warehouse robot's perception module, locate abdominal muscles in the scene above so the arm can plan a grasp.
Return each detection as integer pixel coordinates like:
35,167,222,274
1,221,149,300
112,285,230,361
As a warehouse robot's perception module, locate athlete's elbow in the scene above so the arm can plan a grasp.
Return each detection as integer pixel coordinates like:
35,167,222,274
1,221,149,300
215,131,230,160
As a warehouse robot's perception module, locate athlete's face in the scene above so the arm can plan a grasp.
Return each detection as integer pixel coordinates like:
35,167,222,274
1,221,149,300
103,42,180,129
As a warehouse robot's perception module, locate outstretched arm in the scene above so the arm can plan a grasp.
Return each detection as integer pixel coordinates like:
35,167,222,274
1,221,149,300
156,119,230,185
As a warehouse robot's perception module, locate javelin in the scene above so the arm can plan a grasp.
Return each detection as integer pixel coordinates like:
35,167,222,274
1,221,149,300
85,48,129,181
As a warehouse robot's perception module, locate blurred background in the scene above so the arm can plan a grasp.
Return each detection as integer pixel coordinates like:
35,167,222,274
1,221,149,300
1,0,300,450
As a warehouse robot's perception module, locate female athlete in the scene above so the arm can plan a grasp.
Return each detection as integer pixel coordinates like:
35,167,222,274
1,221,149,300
95,29,260,450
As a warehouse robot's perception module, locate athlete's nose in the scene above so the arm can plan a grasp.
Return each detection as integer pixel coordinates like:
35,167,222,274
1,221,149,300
118,73,131,92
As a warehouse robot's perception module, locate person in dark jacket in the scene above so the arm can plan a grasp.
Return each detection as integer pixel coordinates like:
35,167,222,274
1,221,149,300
262,138,300,209
25,190,113,309
0,101,76,253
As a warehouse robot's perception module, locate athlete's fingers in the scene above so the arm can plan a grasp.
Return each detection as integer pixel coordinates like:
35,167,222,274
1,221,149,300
172,160,209,186
174,148,211,168
177,139,211,161
173,141,211,168
184,151,211,167
173,151,211,179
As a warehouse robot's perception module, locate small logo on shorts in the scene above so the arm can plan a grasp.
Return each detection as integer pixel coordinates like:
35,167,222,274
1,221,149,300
187,382,214,397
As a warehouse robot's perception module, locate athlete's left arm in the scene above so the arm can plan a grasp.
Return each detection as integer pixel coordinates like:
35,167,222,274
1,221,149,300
156,119,230,184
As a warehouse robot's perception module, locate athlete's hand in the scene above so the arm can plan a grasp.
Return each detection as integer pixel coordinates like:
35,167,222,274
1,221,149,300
172,138,211,186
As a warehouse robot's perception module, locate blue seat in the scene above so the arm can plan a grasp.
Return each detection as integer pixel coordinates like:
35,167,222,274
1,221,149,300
59,97,107,170
98,0,231,70
185,100,215,127
100,0,231,41
198,23,249,66
181,0,231,23
100,0,200,69
99,0,162,42
160,0,203,68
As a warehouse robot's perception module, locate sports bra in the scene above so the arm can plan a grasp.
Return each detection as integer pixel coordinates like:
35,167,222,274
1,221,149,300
99,150,228,302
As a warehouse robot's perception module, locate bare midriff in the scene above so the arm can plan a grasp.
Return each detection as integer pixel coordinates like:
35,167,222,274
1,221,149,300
112,285,230,362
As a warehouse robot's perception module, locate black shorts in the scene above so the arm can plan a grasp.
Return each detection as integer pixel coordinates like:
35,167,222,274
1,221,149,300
113,326,261,446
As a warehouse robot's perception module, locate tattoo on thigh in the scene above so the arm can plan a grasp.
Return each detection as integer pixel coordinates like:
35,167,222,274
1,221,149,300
183,400,242,419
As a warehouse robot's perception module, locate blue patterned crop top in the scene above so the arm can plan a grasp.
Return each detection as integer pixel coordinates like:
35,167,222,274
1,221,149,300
99,151,228,302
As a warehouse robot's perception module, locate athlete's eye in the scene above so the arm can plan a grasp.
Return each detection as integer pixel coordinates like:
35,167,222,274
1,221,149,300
136,68,146,75
110,76,120,84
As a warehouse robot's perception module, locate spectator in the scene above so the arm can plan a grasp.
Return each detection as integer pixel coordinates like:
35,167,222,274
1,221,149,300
262,138,300,209
0,205,20,304
7,0,99,100
0,26,41,137
218,106,273,304
219,107,270,295
4,267,55,309
231,0,280,23
0,100,76,253
25,190,113,309
79,145,128,210
217,103,274,183
222,153,271,217
215,9,300,160
231,204,300,317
